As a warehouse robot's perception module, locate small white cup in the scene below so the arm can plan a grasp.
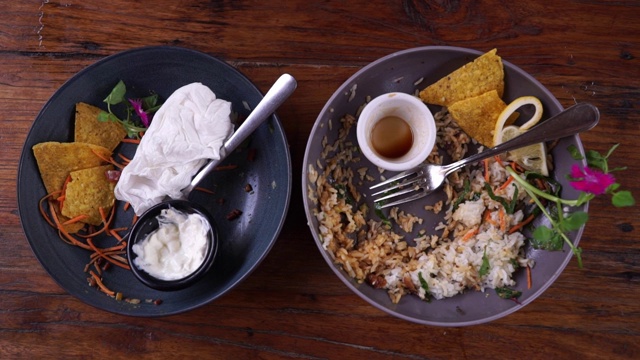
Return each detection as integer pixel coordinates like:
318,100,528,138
356,92,436,172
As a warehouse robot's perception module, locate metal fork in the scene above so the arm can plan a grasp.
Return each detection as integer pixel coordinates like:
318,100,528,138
370,102,600,208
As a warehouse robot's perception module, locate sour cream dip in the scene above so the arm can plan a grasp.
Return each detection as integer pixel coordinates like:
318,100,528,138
132,207,210,280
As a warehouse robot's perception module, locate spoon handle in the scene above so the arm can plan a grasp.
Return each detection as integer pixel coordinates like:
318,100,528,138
182,73,297,196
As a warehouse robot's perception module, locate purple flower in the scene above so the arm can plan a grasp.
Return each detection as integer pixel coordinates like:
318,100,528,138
569,165,615,195
128,98,150,127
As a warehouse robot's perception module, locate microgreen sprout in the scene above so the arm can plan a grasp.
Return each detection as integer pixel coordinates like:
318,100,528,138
507,144,635,268
97,80,162,138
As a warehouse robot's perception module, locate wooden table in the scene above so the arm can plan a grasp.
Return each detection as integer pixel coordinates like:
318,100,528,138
1,1,638,358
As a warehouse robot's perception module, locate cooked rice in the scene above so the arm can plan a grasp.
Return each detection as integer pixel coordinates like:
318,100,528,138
309,107,535,303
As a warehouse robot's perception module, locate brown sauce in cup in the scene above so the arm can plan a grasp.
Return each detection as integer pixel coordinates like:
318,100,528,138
371,116,413,159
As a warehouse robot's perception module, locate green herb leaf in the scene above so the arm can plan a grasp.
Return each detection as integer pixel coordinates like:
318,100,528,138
531,225,563,251
479,247,490,277
495,287,522,299
141,94,159,110
562,211,588,231
567,144,584,160
103,80,126,105
574,192,594,206
374,201,392,228
418,272,431,303
612,190,636,207
452,179,471,211
484,183,517,214
97,111,111,122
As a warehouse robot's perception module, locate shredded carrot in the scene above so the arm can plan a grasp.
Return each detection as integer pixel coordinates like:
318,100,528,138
89,270,115,296
509,213,536,234
498,176,514,191
483,159,490,183
118,153,131,163
494,155,505,167
39,192,62,228
483,210,498,227
58,175,72,211
48,202,91,250
90,149,124,169
132,214,138,225
194,186,215,194
526,265,532,289
498,208,507,233
123,202,131,211
87,238,130,270
121,138,141,144
462,227,479,242
62,214,89,225
99,207,110,236
111,230,124,243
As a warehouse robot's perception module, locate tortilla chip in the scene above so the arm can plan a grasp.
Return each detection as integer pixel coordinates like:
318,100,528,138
53,205,86,234
32,141,111,195
62,165,116,226
74,102,126,152
419,49,504,107
447,90,509,147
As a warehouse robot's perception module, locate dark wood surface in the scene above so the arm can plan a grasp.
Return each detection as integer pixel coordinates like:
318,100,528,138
1,1,638,358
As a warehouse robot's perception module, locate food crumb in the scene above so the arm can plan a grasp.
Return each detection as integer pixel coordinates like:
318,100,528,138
226,209,243,220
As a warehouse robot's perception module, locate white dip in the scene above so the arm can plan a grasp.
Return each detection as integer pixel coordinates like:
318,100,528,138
115,82,234,215
132,207,210,280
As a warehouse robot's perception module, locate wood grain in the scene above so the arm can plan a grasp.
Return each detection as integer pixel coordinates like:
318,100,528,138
1,0,638,358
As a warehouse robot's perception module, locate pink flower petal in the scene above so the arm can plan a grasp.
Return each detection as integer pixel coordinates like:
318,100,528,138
569,165,615,195
128,98,150,127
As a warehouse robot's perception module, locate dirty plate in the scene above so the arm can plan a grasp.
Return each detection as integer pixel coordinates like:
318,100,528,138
18,46,291,316
302,46,587,326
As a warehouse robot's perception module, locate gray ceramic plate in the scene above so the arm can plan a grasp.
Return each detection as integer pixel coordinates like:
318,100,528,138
302,46,587,326
18,46,291,316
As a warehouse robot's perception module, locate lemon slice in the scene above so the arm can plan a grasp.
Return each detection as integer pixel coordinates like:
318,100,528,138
494,96,548,176
492,96,543,146
498,125,549,176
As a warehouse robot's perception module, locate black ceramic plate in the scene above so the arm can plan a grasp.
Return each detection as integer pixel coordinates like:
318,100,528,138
18,46,291,316
302,46,588,326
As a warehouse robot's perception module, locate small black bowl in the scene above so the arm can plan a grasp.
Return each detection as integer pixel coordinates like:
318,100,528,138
126,200,218,291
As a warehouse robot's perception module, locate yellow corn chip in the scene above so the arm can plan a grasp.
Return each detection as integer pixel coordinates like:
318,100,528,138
74,102,126,152
32,141,111,195
419,49,504,107
62,165,116,226
447,90,509,147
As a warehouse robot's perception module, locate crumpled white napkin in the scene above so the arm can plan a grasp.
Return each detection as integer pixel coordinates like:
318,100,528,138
114,82,233,215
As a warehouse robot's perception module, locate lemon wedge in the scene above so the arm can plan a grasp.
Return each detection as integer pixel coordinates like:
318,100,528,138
493,96,549,176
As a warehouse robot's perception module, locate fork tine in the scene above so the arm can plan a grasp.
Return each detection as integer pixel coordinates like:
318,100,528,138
369,170,416,190
370,176,422,197
373,185,420,203
376,189,428,209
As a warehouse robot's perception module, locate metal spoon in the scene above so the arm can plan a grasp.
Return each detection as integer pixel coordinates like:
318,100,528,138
127,73,297,289
182,73,297,197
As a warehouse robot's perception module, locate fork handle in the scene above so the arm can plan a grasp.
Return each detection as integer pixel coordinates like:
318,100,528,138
442,102,600,173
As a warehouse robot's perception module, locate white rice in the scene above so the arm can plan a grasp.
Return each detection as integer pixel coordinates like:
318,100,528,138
309,108,535,303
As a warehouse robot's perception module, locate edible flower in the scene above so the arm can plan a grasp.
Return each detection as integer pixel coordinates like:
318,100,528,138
507,144,634,269
128,98,150,127
97,80,162,138
568,165,615,195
